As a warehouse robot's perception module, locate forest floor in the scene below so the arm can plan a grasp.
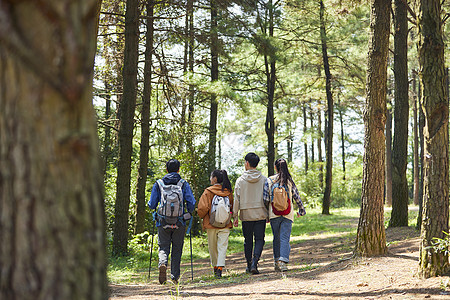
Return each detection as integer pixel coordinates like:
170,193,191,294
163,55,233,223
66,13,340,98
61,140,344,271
109,223,450,299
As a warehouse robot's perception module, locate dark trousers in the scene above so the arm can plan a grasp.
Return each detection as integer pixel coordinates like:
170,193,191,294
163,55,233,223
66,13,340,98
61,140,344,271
242,220,266,264
157,224,186,281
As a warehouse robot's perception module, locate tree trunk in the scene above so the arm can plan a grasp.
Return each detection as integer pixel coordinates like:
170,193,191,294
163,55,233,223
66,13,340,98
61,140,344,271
416,0,450,278
354,0,390,257
0,1,108,299
338,96,346,181
385,97,393,206
320,0,333,215
287,105,293,163
390,0,409,227
104,80,112,177
412,72,420,206
113,0,139,256
303,102,309,174
317,98,324,186
135,0,154,235
265,0,276,176
208,0,219,172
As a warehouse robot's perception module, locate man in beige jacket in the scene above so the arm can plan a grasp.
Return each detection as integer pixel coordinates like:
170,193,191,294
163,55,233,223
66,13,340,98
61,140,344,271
233,153,268,274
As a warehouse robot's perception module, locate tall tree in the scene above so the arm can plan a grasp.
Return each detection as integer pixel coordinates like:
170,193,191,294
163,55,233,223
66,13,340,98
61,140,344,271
354,0,390,256
135,0,154,235
416,0,449,278
389,0,409,227
112,0,139,256
209,0,219,172
263,0,277,176
320,0,334,215
0,1,107,299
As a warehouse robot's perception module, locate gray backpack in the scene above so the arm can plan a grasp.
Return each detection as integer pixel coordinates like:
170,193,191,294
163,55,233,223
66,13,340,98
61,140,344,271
210,195,231,228
157,179,185,225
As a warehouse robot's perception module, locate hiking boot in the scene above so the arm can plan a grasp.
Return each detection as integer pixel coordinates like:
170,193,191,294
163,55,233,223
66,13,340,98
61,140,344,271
214,266,223,278
250,259,260,274
274,261,281,272
245,261,252,274
158,265,167,284
279,261,288,272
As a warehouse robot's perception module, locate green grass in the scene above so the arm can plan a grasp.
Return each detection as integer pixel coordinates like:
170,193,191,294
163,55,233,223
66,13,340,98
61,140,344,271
108,206,419,284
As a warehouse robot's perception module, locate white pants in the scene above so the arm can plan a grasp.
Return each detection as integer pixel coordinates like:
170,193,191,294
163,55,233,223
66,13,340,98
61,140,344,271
207,228,230,267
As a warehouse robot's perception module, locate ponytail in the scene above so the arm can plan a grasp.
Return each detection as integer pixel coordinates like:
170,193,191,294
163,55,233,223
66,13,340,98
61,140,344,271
210,169,233,192
274,158,293,187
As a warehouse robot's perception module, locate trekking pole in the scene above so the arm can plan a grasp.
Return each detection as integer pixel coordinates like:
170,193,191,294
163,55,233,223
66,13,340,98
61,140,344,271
187,216,194,280
148,211,155,279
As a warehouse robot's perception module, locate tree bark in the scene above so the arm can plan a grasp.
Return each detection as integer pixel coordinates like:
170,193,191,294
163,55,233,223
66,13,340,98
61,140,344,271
390,0,409,227
416,0,450,278
354,0,390,257
135,0,154,235
208,0,219,172
0,1,107,299
320,0,333,215
113,0,139,256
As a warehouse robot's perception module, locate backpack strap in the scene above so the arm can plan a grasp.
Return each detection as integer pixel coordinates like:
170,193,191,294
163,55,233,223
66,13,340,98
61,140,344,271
156,179,165,197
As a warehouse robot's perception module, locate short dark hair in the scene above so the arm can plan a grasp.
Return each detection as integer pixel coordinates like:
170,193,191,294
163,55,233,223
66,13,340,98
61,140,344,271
245,152,260,168
166,159,180,173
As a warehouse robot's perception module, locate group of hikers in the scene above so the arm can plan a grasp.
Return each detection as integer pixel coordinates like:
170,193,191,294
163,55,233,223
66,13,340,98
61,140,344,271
147,153,306,284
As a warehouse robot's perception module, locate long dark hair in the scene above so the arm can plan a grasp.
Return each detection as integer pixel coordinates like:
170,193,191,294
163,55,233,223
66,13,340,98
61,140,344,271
274,158,293,187
211,169,232,192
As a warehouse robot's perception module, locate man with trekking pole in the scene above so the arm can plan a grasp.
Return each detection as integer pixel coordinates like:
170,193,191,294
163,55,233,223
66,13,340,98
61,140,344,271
147,159,196,284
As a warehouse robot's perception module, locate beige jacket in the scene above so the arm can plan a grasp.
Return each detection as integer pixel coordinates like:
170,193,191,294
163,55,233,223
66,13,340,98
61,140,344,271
233,169,268,221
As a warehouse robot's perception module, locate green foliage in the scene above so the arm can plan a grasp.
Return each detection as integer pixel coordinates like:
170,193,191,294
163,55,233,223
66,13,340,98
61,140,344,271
425,232,450,256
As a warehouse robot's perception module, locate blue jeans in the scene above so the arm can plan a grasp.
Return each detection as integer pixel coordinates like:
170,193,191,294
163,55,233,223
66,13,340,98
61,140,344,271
270,217,292,263
242,220,266,263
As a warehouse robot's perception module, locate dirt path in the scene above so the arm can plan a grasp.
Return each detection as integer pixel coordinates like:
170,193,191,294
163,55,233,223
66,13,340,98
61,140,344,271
110,227,450,299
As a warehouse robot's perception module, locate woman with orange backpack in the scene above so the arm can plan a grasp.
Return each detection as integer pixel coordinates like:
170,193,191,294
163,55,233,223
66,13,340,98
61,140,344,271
263,158,306,272
198,169,234,278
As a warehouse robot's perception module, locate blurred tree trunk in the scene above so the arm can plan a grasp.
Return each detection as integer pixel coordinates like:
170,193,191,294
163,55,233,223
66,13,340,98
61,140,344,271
320,0,333,215
416,0,449,278
0,1,107,299
208,0,219,172
135,0,154,235
354,0,390,257
390,0,409,227
113,0,139,256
